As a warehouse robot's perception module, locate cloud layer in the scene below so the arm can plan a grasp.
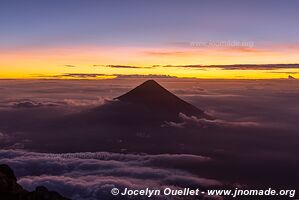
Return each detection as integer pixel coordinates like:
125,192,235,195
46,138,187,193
0,150,217,200
164,113,260,129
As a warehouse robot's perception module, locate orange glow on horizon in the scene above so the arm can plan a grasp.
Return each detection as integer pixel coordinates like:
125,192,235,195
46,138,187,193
1,44,299,79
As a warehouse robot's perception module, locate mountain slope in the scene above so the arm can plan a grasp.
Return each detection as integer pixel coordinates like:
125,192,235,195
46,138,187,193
116,80,210,119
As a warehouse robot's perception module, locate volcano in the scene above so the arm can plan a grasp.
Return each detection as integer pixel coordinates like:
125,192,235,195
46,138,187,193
62,80,211,126
116,80,209,119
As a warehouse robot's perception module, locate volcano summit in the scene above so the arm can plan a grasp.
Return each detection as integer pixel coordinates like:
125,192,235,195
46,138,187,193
116,80,210,120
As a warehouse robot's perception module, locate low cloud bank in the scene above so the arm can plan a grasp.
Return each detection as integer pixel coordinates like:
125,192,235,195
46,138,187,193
0,150,218,200
164,113,260,129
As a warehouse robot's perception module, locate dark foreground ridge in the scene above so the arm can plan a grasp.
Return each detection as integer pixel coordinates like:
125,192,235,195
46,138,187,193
0,164,70,200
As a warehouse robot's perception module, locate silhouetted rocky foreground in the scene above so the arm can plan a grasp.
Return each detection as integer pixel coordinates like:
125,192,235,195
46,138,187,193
0,164,70,200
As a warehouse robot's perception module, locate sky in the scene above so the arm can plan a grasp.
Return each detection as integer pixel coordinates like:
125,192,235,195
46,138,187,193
1,0,299,79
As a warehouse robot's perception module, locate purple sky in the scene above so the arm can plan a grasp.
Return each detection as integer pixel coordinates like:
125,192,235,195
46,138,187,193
1,0,299,49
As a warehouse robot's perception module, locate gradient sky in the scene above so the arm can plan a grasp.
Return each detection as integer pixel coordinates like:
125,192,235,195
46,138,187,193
1,0,299,79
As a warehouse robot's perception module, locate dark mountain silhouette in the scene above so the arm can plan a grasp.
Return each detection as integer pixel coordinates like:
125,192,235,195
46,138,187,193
0,164,70,200
71,79,211,125
116,80,210,119
288,75,296,79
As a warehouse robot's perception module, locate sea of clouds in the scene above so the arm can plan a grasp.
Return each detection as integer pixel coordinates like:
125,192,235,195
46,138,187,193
0,150,221,200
